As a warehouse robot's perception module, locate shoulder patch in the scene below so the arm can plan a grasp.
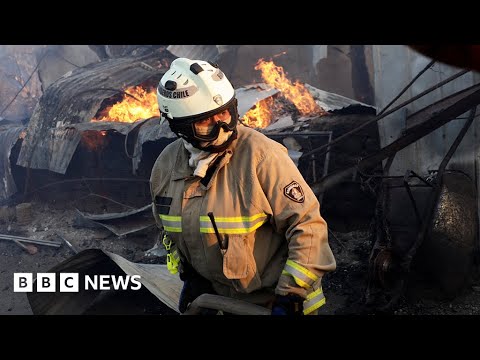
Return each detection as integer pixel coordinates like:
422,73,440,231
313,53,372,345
283,181,305,203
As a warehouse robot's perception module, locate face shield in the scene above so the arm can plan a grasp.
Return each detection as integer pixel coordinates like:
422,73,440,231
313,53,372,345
165,97,238,145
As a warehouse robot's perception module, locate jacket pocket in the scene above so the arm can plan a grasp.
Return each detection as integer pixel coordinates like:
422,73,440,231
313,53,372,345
222,234,261,293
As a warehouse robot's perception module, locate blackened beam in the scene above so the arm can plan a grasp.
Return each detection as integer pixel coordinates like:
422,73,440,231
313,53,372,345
301,69,470,160
312,82,480,196
358,82,480,173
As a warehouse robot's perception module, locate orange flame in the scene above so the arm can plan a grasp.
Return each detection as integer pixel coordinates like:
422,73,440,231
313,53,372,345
243,97,276,128
92,86,159,123
254,59,325,116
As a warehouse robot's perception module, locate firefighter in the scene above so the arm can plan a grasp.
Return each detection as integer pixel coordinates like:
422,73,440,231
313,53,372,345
151,57,336,315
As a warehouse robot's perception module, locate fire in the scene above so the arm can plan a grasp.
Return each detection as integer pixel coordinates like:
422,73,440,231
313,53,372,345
254,59,326,117
242,97,276,128
81,130,109,151
92,86,159,123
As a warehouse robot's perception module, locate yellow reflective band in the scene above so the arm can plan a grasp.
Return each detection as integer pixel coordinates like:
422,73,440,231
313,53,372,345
199,213,267,222
159,215,182,221
282,268,309,288
199,213,267,234
163,226,182,232
284,260,319,289
200,221,265,234
303,287,325,315
159,215,182,233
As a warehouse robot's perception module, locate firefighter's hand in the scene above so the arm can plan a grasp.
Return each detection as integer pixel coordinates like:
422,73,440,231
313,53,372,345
271,294,304,315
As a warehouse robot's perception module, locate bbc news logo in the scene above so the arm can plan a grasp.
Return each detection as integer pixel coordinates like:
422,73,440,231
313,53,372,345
14,273,142,292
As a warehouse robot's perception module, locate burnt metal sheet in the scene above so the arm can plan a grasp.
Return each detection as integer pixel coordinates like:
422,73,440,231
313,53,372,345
75,203,155,237
236,83,376,122
17,49,176,173
72,118,176,174
132,118,176,173
25,122,135,175
27,248,182,315
67,120,140,135
0,124,25,202
26,118,176,175
236,83,280,118
305,84,377,114
47,127,82,175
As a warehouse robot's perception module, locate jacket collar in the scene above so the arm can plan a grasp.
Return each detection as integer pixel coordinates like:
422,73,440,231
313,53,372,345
171,127,243,181
171,142,194,180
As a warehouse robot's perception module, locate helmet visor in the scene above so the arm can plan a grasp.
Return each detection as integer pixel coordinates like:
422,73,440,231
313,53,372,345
192,107,235,140
167,98,238,143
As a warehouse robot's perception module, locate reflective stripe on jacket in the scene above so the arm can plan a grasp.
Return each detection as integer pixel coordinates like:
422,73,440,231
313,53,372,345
150,125,336,308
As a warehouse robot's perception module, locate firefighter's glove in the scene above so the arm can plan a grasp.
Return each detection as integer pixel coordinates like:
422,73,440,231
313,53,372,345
178,265,215,313
271,294,304,316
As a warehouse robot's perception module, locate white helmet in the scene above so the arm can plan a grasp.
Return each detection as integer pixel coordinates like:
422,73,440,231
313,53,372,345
157,57,239,152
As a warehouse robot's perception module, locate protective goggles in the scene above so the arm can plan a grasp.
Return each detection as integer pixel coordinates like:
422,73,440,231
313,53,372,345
166,98,238,142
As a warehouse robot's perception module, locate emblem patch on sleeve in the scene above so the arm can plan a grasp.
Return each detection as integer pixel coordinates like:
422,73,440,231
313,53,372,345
284,181,305,203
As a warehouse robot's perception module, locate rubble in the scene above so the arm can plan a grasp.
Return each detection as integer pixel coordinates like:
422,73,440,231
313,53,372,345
1,46,480,315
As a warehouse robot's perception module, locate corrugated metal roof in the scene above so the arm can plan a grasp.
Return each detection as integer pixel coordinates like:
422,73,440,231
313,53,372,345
36,118,176,175
235,82,377,121
17,50,175,173
17,48,378,178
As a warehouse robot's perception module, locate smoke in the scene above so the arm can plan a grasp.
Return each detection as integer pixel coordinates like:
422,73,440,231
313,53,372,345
0,45,46,123
0,45,100,123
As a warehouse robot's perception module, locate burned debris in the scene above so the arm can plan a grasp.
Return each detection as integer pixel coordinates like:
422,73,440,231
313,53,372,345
1,45,480,315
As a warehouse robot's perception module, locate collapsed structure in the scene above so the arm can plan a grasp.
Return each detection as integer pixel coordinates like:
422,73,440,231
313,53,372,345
1,45,479,314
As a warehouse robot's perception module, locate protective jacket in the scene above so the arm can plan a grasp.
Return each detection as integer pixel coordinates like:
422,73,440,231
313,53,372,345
150,125,336,314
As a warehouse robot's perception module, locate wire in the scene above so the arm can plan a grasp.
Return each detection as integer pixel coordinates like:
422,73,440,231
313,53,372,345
301,68,471,161
377,59,435,116
51,48,81,68
0,48,50,117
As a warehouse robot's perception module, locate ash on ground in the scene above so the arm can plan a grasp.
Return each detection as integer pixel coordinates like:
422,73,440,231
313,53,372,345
2,200,480,315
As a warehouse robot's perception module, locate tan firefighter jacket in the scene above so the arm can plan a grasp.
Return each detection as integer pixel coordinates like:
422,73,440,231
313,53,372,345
150,125,336,314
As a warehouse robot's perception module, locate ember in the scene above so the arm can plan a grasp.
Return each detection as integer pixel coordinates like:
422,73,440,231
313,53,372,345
81,130,108,151
92,86,160,123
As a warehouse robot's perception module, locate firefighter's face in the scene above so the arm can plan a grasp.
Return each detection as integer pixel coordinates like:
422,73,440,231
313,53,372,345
193,109,232,136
